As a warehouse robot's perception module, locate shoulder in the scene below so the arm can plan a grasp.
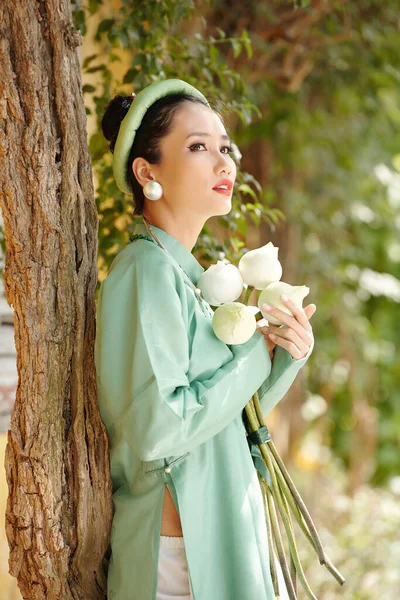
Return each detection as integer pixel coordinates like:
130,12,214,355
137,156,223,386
105,240,183,289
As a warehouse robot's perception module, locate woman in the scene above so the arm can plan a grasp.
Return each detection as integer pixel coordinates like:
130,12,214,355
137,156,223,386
94,79,315,600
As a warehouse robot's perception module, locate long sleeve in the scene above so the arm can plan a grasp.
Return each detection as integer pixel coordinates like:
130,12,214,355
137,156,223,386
95,252,272,462
256,336,314,417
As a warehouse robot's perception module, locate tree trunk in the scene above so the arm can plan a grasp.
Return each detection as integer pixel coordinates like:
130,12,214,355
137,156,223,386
0,2,112,598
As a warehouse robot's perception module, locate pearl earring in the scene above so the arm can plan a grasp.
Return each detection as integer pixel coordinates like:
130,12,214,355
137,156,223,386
143,181,163,201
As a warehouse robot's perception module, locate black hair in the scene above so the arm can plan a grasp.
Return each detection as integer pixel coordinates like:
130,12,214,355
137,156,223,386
101,91,222,215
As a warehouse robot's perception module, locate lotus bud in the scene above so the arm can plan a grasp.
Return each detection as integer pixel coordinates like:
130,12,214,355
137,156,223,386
258,281,310,326
212,302,257,345
196,260,244,306
238,242,283,290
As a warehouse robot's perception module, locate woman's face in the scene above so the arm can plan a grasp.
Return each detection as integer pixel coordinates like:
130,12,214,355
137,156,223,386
135,101,237,219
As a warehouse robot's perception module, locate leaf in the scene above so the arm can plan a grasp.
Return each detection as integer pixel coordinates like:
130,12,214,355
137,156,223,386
231,39,242,59
82,54,98,70
109,53,121,63
85,64,106,74
241,28,253,58
98,19,115,33
243,38,253,59
238,184,258,201
123,67,137,84
82,84,96,94
210,45,218,66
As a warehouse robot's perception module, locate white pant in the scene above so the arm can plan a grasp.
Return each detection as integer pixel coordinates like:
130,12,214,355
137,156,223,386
156,536,288,600
157,535,194,600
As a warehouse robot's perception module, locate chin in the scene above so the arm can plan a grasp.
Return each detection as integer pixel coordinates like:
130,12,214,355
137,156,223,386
204,196,232,218
210,196,232,216
217,200,232,216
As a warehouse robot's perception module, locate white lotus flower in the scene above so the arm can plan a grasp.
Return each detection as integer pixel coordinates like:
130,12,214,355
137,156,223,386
238,242,282,290
212,302,257,344
196,260,244,306
258,281,310,326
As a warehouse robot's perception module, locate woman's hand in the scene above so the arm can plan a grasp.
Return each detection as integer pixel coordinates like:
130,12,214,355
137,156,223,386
256,295,316,360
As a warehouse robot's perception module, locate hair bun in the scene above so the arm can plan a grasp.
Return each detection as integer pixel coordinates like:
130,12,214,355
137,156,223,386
101,94,136,152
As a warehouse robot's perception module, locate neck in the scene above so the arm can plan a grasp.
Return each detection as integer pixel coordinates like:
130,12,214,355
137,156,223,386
142,211,204,252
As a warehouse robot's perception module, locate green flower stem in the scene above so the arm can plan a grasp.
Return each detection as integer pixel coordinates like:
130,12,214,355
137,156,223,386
258,471,279,597
245,399,306,587
279,482,298,593
265,479,298,600
269,452,322,553
240,284,255,305
267,437,327,561
243,394,259,432
252,391,328,563
318,553,346,585
267,451,345,585
245,400,301,589
260,442,318,600
243,283,346,592
245,396,310,598
290,552,297,597
266,443,326,561
268,446,345,584
246,392,346,587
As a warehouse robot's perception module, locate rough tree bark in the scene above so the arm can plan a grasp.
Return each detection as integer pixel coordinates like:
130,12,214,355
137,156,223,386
0,1,112,598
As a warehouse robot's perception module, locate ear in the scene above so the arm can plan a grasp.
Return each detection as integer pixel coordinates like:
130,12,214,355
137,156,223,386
131,157,154,187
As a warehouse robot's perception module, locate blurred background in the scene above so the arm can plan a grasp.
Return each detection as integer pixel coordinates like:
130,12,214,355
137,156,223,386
1,0,399,598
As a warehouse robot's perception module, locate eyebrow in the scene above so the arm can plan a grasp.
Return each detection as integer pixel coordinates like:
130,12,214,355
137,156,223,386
186,132,231,143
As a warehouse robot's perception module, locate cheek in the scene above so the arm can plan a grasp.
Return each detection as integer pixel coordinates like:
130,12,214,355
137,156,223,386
161,161,207,200
174,155,210,186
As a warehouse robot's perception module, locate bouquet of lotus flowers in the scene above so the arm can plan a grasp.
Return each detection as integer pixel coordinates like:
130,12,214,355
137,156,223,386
196,242,345,599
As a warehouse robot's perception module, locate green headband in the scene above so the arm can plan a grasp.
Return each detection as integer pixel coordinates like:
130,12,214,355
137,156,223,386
112,78,210,195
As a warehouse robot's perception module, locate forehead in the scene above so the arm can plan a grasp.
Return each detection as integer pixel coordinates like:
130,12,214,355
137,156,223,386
170,101,227,138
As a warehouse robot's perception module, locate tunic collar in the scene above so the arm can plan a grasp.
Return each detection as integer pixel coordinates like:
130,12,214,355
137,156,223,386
131,217,205,286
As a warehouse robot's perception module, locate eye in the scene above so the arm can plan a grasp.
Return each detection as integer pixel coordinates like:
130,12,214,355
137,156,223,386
189,142,233,154
189,143,206,151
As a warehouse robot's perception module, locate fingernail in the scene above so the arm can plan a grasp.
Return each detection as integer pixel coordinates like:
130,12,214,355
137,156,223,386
281,294,288,301
263,303,272,310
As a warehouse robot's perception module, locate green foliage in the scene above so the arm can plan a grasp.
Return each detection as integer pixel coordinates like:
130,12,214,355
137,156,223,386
75,0,281,291
56,1,400,491
238,3,400,485
70,0,400,486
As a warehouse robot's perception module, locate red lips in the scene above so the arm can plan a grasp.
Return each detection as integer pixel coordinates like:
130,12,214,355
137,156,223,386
212,178,233,191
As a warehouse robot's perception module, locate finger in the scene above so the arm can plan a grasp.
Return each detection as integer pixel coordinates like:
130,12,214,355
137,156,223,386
268,326,310,358
280,296,314,332
304,304,316,319
262,298,313,344
279,299,316,337
258,324,273,335
267,331,304,359
258,324,281,336
257,326,277,345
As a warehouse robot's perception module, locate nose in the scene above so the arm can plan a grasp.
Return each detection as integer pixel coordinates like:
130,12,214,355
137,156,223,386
214,153,233,177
